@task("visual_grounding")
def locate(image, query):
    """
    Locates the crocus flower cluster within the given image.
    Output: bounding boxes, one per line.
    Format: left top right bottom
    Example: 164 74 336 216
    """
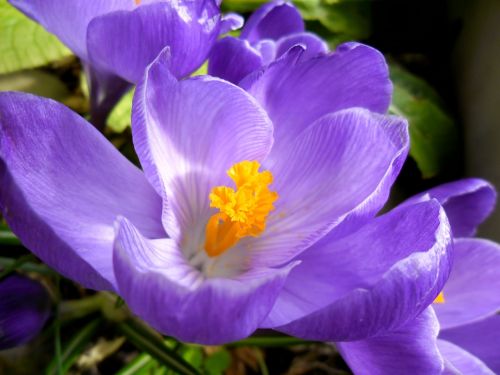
0 275 51 350
208 0 327 84
1 0 499 373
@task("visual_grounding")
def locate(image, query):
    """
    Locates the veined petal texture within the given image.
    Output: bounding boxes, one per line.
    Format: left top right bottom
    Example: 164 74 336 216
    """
0 92 164 290
113 218 298 344
266 200 452 341
337 308 445 375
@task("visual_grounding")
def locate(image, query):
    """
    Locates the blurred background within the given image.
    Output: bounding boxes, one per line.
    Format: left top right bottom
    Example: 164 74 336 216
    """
0 0 499 373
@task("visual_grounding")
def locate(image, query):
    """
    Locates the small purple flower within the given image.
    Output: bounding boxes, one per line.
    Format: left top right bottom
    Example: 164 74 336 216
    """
208 0 328 84
337 179 500 374
0 274 51 350
9 0 222 127
419 180 500 374
0 43 452 344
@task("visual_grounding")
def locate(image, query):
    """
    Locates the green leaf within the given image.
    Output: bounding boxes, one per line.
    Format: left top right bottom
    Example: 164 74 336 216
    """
180 346 203 371
0 254 35 280
0 225 20 245
295 0 371 43
0 256 54 275
117 353 159 375
117 320 202 375
389 64 459 178
227 335 315 347
0 0 72 74
204 349 231 375
46 317 103 374
0 70 70 100
221 0 267 12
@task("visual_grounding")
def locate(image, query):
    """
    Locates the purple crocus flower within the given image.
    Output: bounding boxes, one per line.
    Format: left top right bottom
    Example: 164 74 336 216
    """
9 0 222 128
337 179 500 374
0 42 452 344
0 274 51 350
208 0 328 84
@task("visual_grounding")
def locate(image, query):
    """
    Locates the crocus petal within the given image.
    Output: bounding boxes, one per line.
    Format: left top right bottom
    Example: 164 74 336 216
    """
275 32 328 60
0 92 163 290
240 0 304 44
243 108 408 268
0 275 51 350
219 12 244 34
241 43 392 162
208 37 263 84
9 0 133 59
434 238 500 329
265 200 452 341
337 308 444 375
438 339 495 375
254 40 277 65
113 218 298 344
83 63 131 129
133 48 273 242
403 178 496 237
87 1 220 83
440 315 500 373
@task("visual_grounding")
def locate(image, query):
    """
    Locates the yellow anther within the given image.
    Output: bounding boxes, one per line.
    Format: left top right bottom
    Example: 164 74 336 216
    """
204 161 278 257
135 0 141 5
433 291 445 304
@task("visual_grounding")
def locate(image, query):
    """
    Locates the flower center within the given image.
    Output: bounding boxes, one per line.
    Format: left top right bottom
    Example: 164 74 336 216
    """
204 161 278 257
135 0 141 5
433 291 445 304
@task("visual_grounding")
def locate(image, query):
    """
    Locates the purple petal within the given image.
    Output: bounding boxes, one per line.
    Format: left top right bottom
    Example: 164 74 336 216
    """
403 178 496 237
113 218 297 344
241 43 392 163
434 238 500 329
87 1 220 83
254 40 277 65
275 32 328 60
0 92 163 290
219 12 244 34
83 64 131 130
438 339 495 375
440 315 500 373
265 200 452 341
337 308 444 375
243 108 408 268
132 48 273 243
240 0 304 43
0 275 51 350
208 37 263 84
9 0 134 59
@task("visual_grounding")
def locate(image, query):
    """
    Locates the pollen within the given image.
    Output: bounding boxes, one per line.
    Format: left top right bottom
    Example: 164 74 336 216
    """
204 161 278 257
134 0 141 5
433 291 445 304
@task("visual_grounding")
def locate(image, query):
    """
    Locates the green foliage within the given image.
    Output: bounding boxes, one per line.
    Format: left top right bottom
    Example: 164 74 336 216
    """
295 0 371 42
390 64 459 178
117 320 202 375
0 223 20 245
221 0 267 12
0 70 70 100
46 319 103 375
205 349 231 375
0 0 71 74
